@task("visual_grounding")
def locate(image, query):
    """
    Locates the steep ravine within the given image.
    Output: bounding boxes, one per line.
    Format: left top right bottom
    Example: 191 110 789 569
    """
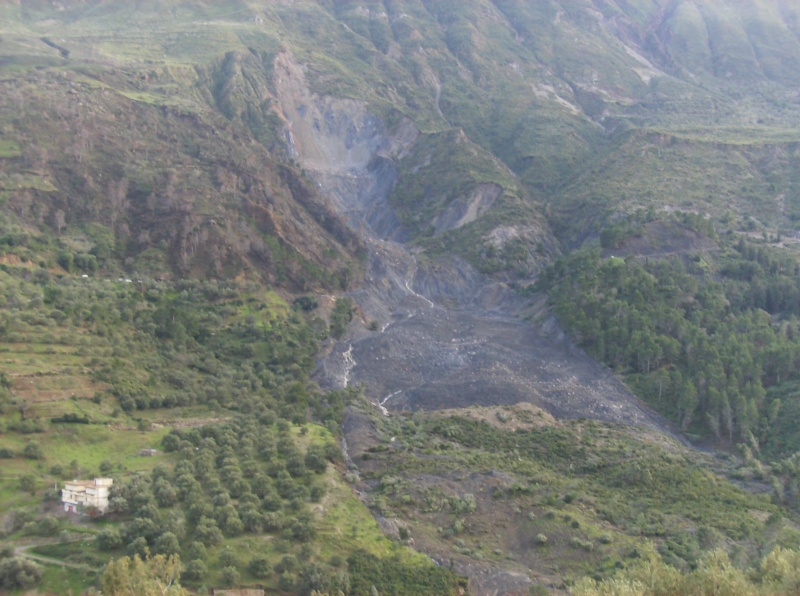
272 52 668 432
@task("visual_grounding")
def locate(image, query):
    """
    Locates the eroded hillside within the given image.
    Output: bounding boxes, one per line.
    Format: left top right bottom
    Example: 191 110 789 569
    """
3 0 800 278
4 1 800 594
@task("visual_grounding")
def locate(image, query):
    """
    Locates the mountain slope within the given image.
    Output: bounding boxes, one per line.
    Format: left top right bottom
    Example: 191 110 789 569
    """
0 2 366 289
5 1 800 594
5 0 800 278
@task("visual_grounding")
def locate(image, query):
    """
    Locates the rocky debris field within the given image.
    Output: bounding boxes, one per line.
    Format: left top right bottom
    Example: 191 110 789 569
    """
317 237 672 435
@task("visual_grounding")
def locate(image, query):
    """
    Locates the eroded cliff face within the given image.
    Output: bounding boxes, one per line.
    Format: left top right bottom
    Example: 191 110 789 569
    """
433 182 502 235
272 51 413 241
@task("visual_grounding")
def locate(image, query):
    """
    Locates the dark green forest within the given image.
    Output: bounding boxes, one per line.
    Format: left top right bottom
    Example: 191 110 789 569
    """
542 216 800 456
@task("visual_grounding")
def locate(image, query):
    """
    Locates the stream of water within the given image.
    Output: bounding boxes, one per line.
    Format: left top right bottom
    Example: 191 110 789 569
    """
341 345 356 389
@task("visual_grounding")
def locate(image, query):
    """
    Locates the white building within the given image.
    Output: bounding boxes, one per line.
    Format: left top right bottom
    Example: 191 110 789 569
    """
61 478 113 514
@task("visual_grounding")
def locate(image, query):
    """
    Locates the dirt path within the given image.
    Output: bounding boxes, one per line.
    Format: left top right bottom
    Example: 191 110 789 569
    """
12 537 101 572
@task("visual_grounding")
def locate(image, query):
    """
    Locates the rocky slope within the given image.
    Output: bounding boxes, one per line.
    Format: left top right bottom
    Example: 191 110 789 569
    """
276 51 670 432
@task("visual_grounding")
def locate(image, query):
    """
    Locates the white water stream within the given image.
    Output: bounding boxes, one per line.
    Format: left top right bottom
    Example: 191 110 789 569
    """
377 390 403 416
404 255 435 309
341 344 356 389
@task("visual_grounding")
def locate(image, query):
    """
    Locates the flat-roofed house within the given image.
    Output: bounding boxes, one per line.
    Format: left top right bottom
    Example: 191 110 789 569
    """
61 478 113 514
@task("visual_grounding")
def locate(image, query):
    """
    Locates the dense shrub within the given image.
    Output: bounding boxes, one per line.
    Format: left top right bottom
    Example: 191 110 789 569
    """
0 558 42 590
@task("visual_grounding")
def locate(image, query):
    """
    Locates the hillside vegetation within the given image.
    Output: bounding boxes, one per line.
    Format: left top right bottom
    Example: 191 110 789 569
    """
4 1 800 594
541 214 800 446
0 263 460 594
340 396 800 593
